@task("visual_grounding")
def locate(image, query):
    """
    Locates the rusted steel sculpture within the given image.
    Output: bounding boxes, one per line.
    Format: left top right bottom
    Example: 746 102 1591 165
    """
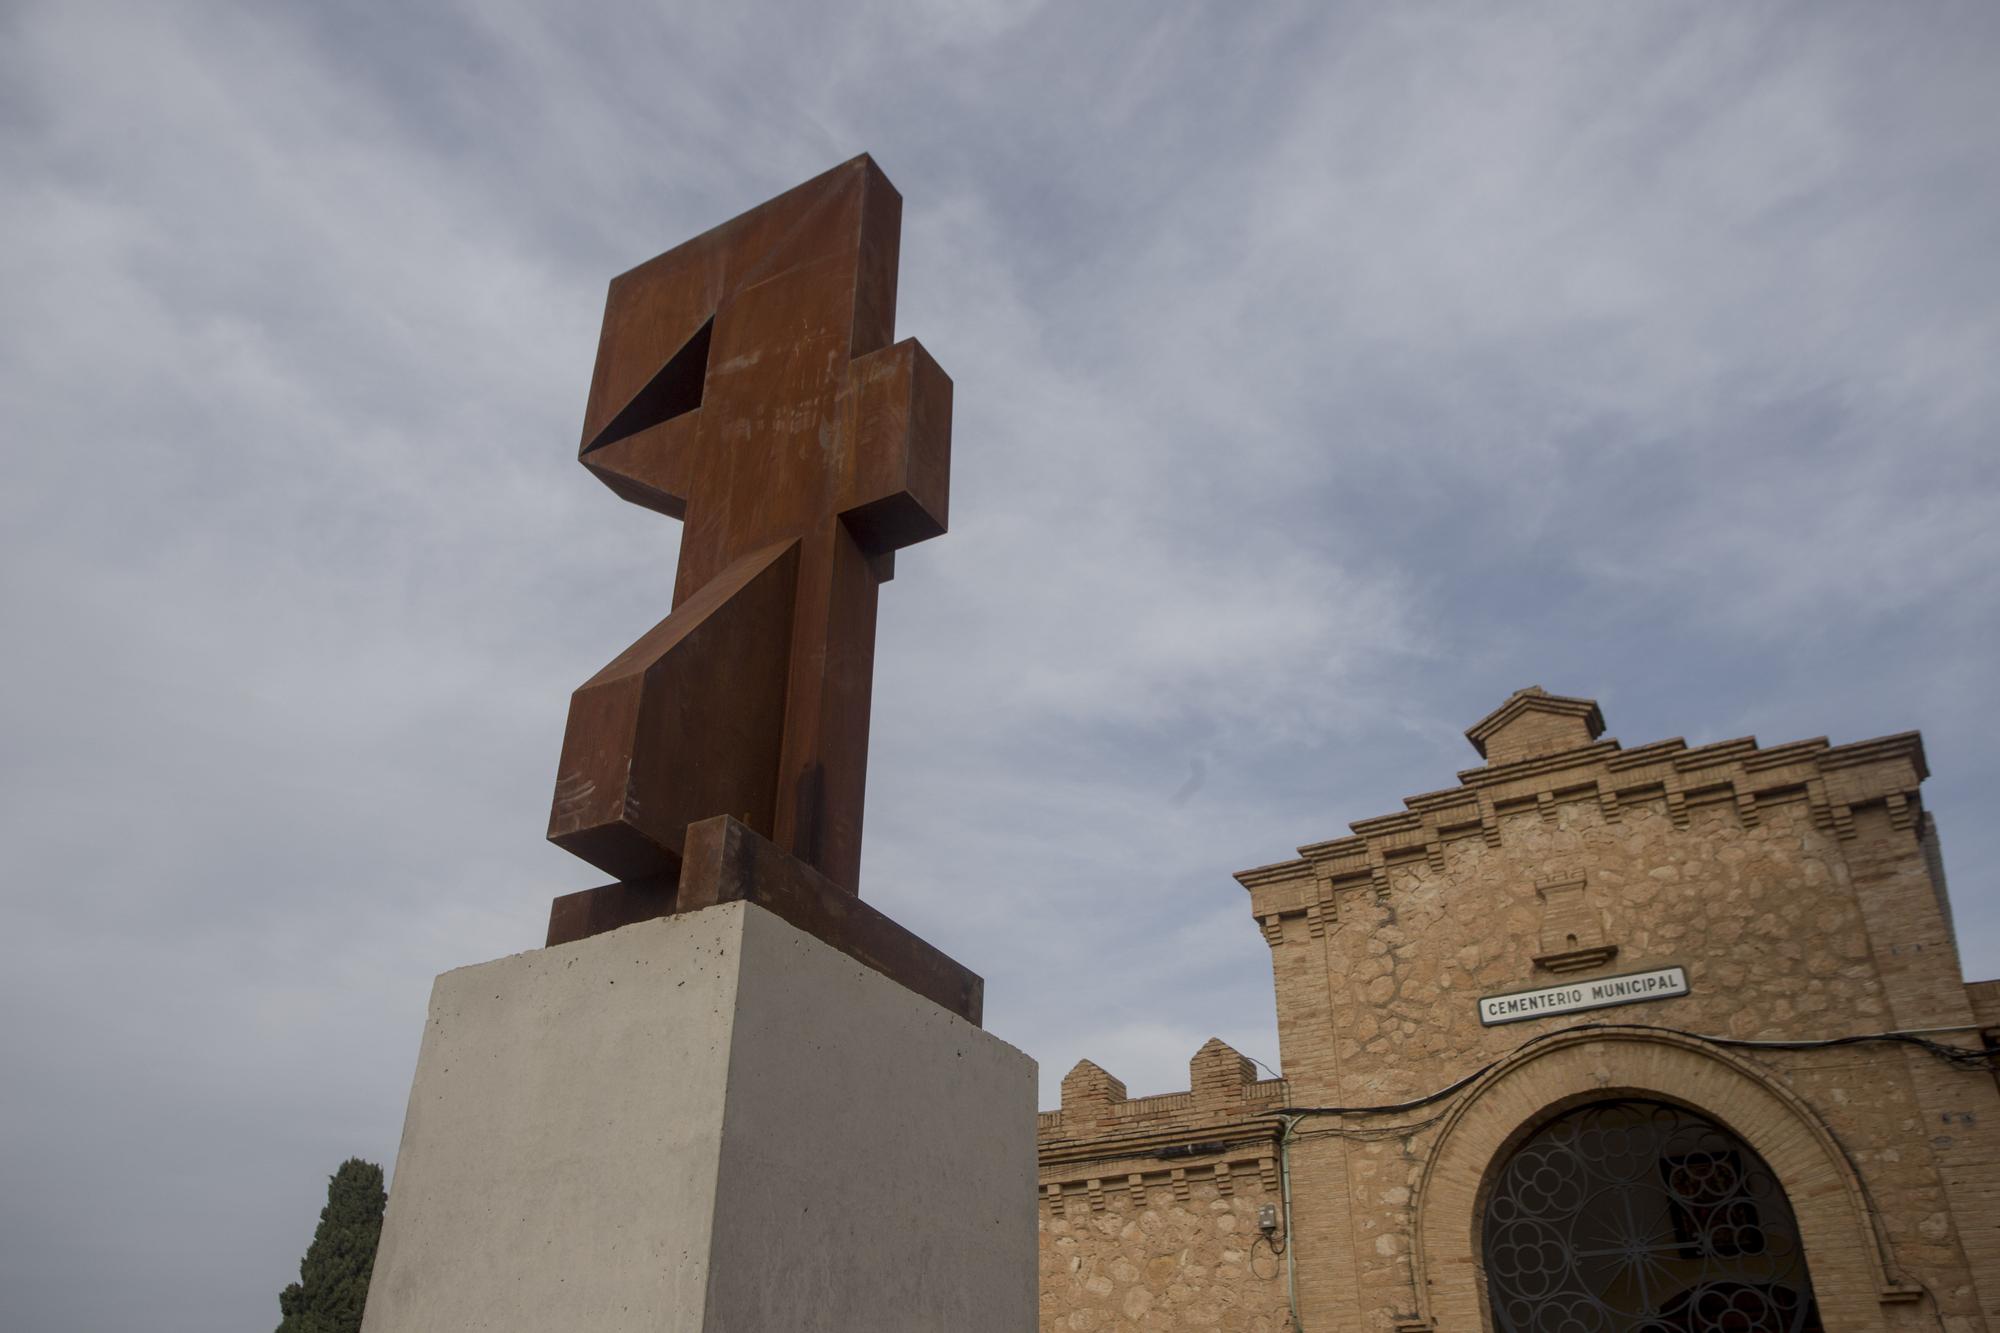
543 156 977 1021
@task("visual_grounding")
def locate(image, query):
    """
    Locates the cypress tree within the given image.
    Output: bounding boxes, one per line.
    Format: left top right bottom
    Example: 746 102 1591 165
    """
277 1158 386 1333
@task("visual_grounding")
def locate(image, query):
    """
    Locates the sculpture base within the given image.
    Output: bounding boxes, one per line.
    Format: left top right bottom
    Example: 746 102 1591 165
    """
546 814 983 1025
360 901 1037 1333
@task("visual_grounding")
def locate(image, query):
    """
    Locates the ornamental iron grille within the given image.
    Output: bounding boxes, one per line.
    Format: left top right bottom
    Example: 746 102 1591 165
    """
1481 1099 1825 1333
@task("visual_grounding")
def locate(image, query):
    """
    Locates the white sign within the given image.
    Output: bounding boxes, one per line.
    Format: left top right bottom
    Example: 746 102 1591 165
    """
1478 965 1690 1027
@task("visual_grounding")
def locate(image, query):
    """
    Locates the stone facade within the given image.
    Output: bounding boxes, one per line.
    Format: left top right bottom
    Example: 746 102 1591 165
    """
1039 689 2000 1332
1039 1043 1294 1332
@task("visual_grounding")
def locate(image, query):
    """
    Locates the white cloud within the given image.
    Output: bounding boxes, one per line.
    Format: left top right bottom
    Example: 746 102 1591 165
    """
4 3 1997 1330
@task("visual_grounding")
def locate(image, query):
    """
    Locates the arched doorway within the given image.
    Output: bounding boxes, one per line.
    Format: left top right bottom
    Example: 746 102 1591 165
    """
1481 1099 1825 1332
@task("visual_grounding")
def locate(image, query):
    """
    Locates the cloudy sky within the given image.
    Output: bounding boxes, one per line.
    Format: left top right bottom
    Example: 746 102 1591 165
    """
5 2 1998 1328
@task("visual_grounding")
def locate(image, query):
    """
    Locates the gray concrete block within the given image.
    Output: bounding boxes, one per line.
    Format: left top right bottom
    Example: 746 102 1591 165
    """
361 901 1036 1332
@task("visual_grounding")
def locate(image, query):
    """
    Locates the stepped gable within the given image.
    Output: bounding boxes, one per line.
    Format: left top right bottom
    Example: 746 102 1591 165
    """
1233 688 1929 934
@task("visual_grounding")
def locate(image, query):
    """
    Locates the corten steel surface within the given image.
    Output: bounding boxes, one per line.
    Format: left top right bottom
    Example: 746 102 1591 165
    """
544 156 968 1013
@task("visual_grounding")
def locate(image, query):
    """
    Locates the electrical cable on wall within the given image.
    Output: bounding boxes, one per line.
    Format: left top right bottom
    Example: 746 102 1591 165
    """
1036 1018 1993 1172
1274 1019 1998 1119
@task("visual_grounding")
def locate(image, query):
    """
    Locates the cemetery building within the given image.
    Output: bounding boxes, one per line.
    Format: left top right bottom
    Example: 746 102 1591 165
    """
1038 688 2000 1332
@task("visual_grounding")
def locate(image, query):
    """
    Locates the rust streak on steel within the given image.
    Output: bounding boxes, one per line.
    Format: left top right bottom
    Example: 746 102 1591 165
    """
542 155 969 1013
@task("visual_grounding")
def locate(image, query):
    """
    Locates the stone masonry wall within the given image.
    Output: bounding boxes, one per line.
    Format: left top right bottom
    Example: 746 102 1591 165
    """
1042 692 1999 1330
1228 695 2000 1330
1041 1176 1291 1333
1038 1041 1293 1331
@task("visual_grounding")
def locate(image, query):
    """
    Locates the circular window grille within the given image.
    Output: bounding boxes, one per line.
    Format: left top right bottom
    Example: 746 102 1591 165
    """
1481 1099 1825 1332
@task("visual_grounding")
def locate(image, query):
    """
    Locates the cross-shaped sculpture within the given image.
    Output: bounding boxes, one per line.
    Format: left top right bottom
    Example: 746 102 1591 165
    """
547 157 951 924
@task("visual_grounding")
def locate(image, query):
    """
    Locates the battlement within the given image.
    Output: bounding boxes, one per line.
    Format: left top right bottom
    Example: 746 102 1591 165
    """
1037 1038 1288 1207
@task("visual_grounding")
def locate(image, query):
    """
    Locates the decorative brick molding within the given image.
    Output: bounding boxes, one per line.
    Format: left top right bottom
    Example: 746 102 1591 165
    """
1531 875 1618 973
1235 695 1929 941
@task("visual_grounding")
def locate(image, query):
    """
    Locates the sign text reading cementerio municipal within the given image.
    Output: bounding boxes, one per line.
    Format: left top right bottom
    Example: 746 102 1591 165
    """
1478 965 1690 1027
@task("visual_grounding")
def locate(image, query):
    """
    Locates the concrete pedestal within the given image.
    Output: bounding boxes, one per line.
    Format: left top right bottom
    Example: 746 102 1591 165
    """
360 901 1036 1332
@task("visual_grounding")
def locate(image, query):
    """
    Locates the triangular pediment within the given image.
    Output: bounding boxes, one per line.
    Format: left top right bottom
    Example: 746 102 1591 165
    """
1465 686 1606 764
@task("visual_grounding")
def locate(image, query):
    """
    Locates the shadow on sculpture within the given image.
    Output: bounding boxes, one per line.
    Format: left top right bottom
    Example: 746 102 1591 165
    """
543 155 978 1023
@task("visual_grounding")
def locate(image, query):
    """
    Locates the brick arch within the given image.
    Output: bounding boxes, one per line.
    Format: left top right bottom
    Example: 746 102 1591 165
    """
1408 1028 1909 1331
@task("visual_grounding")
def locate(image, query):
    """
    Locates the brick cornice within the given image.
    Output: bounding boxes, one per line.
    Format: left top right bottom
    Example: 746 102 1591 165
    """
1037 1109 1284 1172
1037 1099 1289 1205
1233 859 1311 891
1235 722 1931 928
